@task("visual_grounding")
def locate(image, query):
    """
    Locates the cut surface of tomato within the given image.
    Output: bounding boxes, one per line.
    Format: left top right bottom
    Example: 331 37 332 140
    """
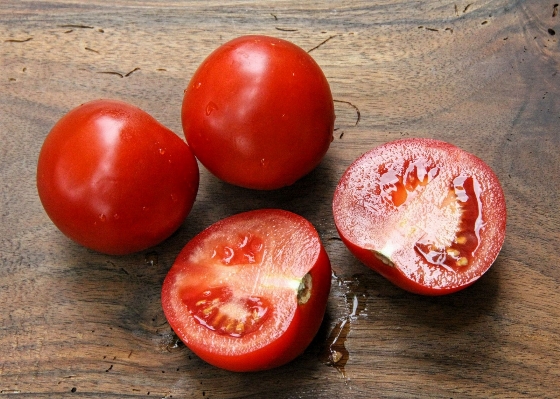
332 138 506 295
161 209 331 371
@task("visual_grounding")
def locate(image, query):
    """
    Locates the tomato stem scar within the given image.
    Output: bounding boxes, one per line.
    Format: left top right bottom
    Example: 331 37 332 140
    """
297 273 312 304
373 251 395 267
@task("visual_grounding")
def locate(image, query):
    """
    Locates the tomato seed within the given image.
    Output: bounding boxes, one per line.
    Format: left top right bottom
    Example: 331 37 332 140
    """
457 257 469 266
446 248 460 258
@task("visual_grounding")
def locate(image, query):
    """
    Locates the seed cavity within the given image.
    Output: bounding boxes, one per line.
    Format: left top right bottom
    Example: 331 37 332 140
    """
378 158 440 207
185 287 270 338
414 175 482 271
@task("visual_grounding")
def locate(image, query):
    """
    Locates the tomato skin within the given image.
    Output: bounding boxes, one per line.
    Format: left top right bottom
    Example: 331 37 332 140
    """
161 209 332 372
333 138 507 295
181 35 335 190
37 99 199 255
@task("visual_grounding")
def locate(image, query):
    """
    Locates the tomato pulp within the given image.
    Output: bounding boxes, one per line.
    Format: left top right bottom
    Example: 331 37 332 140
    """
161 209 332 371
332 138 506 295
181 35 335 190
37 99 199 255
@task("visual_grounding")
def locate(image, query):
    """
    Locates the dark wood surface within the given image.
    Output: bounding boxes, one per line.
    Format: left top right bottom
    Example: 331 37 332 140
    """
1 0 559 397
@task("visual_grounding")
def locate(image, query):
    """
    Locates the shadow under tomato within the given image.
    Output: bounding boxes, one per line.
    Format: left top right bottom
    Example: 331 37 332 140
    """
386 256 502 328
363 253 503 377
194 157 339 229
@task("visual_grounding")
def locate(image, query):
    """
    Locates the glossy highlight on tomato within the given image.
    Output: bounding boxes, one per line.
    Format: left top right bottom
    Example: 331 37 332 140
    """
37 99 199 255
332 138 506 295
161 209 332 371
181 35 335 190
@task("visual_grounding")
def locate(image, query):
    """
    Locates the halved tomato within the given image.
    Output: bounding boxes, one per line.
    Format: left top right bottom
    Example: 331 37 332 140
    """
332 138 506 295
161 209 331 371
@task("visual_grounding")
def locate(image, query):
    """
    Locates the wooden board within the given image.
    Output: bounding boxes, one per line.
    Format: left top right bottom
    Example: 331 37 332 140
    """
1 0 559 397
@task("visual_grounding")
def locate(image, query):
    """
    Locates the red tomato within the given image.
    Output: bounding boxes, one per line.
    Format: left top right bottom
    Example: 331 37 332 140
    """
181 35 335 190
161 209 331 371
333 138 506 295
37 99 199 255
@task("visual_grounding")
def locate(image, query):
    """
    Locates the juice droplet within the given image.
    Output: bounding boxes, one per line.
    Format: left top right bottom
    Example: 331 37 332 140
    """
145 251 158 267
159 148 166 155
159 331 184 352
320 274 368 379
213 234 264 265
195 82 202 89
320 319 350 377
142 206 149 212
98 214 106 222
170 193 178 202
205 101 218 116
113 213 120 220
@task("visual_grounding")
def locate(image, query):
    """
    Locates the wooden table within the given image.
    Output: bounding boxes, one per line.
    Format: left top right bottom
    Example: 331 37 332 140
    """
1 0 559 397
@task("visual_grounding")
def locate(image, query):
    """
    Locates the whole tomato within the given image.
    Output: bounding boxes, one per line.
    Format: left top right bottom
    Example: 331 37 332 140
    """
181 35 335 190
37 99 199 255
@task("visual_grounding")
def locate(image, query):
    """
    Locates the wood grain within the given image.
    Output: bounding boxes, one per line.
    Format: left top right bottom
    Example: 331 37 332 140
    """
1 0 559 397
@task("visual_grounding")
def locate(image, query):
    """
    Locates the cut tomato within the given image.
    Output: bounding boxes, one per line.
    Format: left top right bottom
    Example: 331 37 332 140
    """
332 138 506 295
161 209 331 371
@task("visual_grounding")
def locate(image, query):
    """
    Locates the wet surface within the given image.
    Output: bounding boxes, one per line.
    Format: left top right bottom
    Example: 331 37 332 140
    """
320 272 369 379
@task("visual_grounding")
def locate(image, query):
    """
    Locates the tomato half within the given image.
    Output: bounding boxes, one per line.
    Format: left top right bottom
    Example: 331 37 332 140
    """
181 35 335 190
332 138 506 295
161 209 331 371
37 99 199 255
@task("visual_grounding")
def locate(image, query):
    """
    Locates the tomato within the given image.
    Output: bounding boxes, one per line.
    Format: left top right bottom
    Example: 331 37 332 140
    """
161 209 331 371
181 35 335 190
37 99 199 255
332 138 507 295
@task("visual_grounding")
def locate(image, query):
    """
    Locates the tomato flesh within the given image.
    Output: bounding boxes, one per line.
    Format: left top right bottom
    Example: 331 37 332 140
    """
161 209 331 371
181 35 335 190
333 138 506 295
37 99 199 255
